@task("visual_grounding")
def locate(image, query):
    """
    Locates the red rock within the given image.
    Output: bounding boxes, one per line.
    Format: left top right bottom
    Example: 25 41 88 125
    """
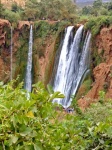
18 21 30 30
79 27 112 109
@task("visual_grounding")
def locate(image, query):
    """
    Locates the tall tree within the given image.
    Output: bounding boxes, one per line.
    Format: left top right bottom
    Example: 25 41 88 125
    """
24 0 76 21
93 0 102 9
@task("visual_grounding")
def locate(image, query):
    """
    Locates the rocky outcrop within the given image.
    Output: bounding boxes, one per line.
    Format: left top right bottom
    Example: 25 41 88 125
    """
0 19 11 27
0 19 11 45
18 21 30 30
96 27 112 63
0 19 11 82
87 63 112 98
0 19 31 82
0 19 65 84
78 26 112 110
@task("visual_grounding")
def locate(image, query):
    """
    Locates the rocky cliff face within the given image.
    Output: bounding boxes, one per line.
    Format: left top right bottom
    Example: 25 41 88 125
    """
88 27 112 98
0 18 66 84
0 19 11 82
0 18 112 108
78 26 112 110
0 19 30 82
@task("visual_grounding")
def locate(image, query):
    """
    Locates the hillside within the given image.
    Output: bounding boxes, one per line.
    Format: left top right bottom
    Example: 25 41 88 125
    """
1 0 111 8
76 0 111 7
1 0 25 7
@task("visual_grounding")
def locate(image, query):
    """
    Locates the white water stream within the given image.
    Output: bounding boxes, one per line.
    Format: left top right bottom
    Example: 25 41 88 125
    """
24 25 33 92
53 25 91 108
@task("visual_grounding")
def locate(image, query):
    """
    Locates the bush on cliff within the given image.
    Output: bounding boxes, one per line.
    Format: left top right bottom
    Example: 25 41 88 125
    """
3 9 21 23
85 16 112 36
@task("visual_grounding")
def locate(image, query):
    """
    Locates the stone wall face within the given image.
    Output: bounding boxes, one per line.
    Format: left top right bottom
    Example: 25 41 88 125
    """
78 26 112 110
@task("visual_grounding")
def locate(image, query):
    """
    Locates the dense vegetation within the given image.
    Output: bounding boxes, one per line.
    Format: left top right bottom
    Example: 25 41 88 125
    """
81 0 112 16
0 0 76 23
0 80 112 149
80 0 112 36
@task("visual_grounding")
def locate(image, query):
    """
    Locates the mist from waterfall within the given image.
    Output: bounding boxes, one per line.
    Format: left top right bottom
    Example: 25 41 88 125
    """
53 25 91 108
24 25 33 92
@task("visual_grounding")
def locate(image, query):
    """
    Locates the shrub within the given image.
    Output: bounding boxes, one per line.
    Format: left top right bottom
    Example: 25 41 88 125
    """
85 16 112 36
4 9 21 23
0 80 112 149
0 81 64 149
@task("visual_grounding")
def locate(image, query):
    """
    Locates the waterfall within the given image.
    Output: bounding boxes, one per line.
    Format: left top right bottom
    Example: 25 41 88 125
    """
53 25 91 108
24 25 33 92
10 27 13 80
71 31 91 97
53 26 74 105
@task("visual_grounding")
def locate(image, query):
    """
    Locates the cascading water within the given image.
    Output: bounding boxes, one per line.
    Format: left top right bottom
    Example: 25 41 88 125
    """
53 26 74 105
71 31 91 97
52 25 91 108
24 25 33 92
10 27 13 80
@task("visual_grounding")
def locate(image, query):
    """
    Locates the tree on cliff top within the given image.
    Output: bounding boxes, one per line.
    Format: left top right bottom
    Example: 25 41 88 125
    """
93 0 102 9
81 0 112 16
22 0 77 21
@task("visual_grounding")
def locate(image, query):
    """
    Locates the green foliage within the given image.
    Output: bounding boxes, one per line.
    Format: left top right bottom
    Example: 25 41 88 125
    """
81 0 112 17
82 6 92 15
0 80 112 149
14 28 29 83
22 0 76 22
0 80 64 149
34 21 51 40
0 2 5 18
4 9 21 23
85 100 112 123
11 2 23 13
80 0 112 32
33 20 68 65
93 0 102 9
71 97 82 115
76 78 92 100
99 91 105 104
85 16 112 36
0 2 23 22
